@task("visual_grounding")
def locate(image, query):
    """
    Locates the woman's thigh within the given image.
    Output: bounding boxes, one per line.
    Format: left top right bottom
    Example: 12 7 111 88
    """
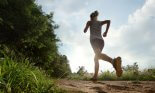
90 39 104 55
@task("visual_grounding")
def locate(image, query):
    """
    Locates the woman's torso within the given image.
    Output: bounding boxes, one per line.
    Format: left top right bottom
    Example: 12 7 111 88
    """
89 20 103 40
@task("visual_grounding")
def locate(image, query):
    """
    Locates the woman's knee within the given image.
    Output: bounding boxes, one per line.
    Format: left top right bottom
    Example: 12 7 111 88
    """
94 53 101 60
94 55 99 62
95 53 102 58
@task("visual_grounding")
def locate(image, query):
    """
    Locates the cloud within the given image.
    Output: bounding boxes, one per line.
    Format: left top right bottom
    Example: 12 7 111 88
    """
112 0 155 69
36 0 155 72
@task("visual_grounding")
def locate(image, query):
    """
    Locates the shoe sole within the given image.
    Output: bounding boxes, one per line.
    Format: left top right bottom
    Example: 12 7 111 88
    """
116 57 123 77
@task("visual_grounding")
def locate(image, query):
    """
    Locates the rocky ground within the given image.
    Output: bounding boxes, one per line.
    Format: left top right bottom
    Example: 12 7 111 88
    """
57 79 155 93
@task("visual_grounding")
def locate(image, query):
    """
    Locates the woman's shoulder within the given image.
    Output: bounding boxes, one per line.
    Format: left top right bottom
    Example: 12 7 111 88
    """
87 20 102 25
87 20 91 23
86 20 92 25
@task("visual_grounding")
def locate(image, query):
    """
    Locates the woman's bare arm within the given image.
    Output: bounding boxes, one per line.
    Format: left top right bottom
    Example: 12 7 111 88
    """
101 20 111 37
84 21 90 33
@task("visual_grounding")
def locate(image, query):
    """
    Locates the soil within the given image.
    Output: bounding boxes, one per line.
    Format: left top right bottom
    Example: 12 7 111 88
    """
57 79 155 93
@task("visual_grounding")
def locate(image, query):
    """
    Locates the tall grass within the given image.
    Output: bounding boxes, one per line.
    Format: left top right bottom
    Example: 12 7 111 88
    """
0 57 64 93
68 64 155 81
98 71 117 81
98 69 155 81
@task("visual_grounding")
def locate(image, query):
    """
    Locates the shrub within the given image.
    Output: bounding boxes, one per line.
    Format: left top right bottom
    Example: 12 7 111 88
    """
98 71 117 81
67 66 91 80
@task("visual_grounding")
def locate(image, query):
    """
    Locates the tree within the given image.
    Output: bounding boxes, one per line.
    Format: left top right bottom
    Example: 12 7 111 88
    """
0 0 71 77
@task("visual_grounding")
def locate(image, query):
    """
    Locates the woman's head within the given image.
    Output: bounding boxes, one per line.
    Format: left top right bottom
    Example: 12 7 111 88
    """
90 10 99 21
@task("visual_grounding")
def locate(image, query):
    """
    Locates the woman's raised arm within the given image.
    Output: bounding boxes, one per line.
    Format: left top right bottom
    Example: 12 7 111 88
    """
101 20 111 37
84 21 90 33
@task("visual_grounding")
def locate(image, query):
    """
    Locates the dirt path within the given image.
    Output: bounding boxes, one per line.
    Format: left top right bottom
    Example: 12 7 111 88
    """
57 79 155 93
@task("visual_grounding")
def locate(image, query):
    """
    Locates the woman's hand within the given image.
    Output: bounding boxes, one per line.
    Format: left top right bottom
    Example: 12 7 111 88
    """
84 30 87 33
103 32 107 37
101 20 111 37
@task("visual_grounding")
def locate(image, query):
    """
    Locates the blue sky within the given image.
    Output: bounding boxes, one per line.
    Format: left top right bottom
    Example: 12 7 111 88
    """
36 0 155 72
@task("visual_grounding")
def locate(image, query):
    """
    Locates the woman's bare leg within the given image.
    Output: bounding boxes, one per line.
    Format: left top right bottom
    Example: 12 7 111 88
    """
98 53 113 64
93 55 99 79
99 53 123 77
92 48 113 79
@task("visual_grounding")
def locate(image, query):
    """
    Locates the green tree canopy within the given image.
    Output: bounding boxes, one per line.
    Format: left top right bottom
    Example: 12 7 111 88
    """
0 0 71 77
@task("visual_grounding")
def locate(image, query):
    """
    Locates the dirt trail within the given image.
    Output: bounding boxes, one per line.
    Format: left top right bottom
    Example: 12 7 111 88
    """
57 79 155 93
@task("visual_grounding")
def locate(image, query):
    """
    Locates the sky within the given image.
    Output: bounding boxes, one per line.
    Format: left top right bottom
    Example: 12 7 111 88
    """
36 0 155 73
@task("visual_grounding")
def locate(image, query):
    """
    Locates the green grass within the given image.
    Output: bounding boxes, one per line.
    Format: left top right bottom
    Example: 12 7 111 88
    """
67 73 91 80
68 70 155 81
99 70 155 81
0 57 65 93
98 71 117 81
67 64 155 81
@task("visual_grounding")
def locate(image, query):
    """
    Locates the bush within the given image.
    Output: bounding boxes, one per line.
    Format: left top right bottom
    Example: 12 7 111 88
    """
69 63 155 81
98 71 117 81
120 71 138 80
138 69 155 81
67 66 91 80
99 62 155 81
0 57 64 93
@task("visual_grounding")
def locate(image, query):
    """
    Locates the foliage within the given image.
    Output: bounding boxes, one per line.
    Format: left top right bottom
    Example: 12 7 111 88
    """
0 57 65 93
98 71 117 80
99 62 155 81
50 55 71 77
123 62 139 73
77 66 87 76
67 66 90 80
0 0 71 77
68 63 155 81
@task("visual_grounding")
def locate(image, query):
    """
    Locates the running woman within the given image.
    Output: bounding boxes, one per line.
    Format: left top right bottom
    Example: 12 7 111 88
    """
83 10 123 81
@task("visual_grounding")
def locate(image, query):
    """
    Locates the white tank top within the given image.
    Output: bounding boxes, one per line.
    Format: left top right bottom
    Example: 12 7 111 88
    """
89 20 103 40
